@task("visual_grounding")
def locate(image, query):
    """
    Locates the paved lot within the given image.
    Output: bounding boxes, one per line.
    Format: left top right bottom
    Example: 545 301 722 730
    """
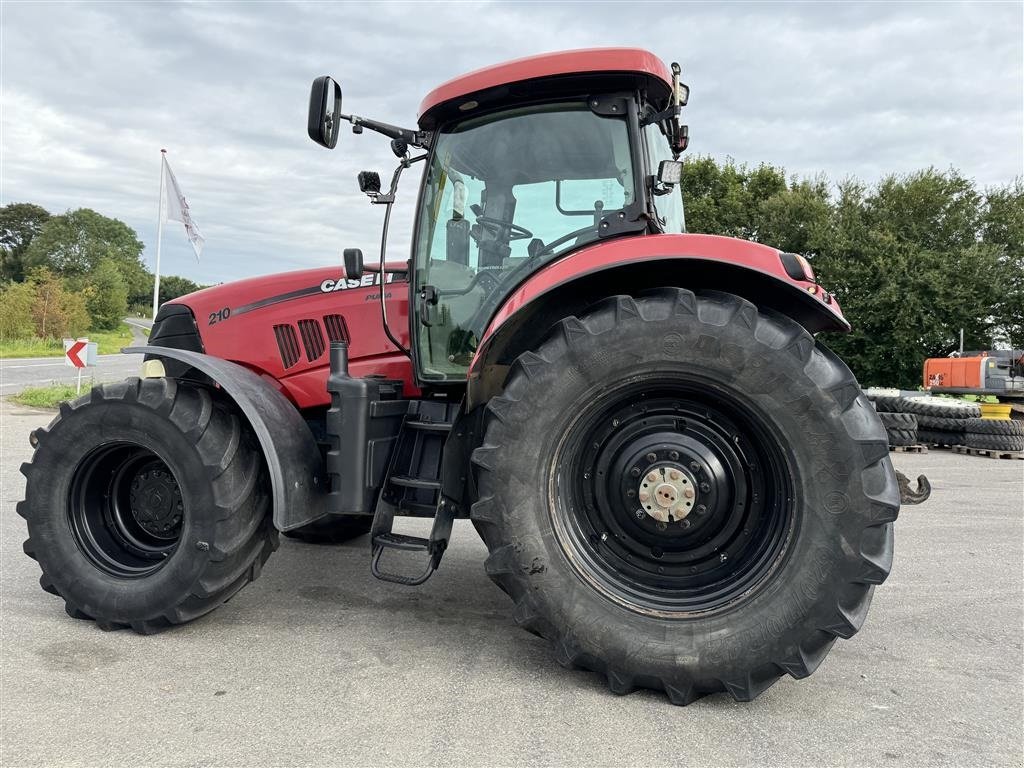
1 401 1022 767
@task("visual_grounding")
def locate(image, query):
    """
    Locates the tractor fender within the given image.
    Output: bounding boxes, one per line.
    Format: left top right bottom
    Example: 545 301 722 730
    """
124 346 325 532
467 234 849 408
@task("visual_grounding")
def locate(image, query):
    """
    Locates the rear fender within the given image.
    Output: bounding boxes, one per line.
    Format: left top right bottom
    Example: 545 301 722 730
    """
467 234 849 408
126 346 325 531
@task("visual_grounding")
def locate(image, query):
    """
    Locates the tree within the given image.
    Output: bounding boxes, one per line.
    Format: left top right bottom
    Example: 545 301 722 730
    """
23 208 149 301
681 156 787 240
681 158 1022 389
154 274 205 305
85 258 129 330
981 180 1024 347
0 203 51 282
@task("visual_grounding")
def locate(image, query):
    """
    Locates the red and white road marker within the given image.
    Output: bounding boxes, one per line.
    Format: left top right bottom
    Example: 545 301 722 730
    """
63 338 98 394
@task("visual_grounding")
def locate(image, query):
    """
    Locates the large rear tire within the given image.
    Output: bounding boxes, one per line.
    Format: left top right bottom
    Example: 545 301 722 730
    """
18 378 278 633
470 290 899 704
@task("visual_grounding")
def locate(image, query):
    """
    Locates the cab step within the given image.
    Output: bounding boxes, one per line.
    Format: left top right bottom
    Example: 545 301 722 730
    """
371 400 461 585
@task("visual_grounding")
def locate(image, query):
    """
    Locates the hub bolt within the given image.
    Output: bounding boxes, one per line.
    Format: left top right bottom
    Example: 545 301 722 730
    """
682 519 691 529
631 468 641 478
684 488 695 499
646 452 658 463
638 491 650 502
700 482 711 493
668 470 680 481
696 504 708 515
626 489 636 498
690 461 699 471
669 451 680 461
646 472 658 483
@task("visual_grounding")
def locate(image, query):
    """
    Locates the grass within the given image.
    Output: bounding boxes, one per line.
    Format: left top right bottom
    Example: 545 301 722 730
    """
11 383 85 409
0 322 135 358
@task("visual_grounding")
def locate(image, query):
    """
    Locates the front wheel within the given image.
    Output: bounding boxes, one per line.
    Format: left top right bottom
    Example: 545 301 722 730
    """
470 290 899 704
19 378 278 633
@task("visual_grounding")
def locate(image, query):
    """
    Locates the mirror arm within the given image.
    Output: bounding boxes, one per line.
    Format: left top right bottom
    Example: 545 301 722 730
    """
364 153 427 206
363 153 427 359
340 113 431 149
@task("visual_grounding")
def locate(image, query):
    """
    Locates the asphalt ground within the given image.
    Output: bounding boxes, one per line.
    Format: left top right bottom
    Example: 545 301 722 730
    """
1 400 1022 767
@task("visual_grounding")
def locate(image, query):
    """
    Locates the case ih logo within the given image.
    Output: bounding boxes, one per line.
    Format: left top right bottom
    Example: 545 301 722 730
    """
320 273 398 293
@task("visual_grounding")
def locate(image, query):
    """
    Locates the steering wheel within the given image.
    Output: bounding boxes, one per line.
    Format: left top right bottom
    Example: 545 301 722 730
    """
475 215 533 241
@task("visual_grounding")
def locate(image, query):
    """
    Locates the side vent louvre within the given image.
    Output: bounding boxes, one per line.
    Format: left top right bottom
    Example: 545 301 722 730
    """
297 318 326 362
323 314 350 344
273 324 301 369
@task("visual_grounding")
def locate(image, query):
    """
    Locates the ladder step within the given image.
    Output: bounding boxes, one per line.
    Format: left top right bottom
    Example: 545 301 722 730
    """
406 420 453 432
389 475 441 490
373 532 429 552
396 501 438 518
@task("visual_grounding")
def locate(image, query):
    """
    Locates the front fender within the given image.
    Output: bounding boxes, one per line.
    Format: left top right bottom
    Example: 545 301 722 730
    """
125 346 325 531
467 234 849 408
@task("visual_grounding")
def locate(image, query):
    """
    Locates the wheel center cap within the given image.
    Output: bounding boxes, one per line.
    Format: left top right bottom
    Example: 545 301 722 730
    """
637 464 697 523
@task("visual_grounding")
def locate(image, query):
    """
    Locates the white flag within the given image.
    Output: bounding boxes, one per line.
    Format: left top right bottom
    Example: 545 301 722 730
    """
161 155 205 260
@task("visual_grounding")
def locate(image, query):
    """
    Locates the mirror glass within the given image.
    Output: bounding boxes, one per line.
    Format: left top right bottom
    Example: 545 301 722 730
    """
307 76 343 149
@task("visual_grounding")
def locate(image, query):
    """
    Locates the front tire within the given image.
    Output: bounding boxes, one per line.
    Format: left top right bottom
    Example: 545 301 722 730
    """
19 378 278 633
470 290 899 704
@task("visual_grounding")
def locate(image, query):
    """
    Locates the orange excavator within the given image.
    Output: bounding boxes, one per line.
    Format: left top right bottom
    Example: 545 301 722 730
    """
923 348 1024 416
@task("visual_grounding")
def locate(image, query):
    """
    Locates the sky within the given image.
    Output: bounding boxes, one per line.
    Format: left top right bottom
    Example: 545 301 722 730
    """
2 1 1022 286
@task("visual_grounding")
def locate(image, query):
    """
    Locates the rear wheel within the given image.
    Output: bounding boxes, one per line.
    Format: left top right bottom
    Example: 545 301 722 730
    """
470 290 899 704
19 378 277 633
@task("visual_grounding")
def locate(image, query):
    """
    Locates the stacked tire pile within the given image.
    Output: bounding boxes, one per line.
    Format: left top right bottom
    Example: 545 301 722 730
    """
865 389 1024 453
959 417 1024 453
901 397 980 447
865 389 921 447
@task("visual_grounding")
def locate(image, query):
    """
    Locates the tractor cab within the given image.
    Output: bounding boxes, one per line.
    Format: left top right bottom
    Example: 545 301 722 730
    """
308 49 690 381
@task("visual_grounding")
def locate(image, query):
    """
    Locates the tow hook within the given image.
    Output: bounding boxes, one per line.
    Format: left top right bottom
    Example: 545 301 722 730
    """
896 471 931 505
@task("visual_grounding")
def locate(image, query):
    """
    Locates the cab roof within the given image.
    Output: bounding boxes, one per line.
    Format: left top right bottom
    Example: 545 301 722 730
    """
417 48 674 130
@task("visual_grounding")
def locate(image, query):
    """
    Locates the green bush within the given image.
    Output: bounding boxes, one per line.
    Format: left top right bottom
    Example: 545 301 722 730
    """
27 269 89 339
0 281 37 339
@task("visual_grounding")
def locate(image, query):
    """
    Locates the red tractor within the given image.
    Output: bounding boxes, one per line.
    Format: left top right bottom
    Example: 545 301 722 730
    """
19 49 925 705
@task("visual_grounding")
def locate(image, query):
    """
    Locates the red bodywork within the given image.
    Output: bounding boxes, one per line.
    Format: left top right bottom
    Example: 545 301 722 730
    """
418 48 673 125
168 268 416 409
476 234 845 356
169 235 844 410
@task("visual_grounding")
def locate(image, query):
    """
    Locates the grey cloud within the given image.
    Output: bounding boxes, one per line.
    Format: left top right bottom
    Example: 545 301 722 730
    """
2 0 1020 285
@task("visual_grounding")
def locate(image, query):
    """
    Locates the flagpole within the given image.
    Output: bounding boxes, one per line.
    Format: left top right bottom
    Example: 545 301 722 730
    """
152 149 167 321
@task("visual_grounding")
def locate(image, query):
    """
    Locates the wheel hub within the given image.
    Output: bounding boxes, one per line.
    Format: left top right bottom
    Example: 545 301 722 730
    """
552 379 795 615
638 464 696 522
129 464 184 538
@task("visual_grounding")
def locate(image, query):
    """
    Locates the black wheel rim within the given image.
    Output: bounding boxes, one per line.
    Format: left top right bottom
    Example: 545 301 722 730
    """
68 442 184 578
549 375 796 616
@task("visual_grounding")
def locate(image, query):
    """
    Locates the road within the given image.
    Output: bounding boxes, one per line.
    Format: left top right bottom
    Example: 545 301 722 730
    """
1 402 1021 767
0 319 151 394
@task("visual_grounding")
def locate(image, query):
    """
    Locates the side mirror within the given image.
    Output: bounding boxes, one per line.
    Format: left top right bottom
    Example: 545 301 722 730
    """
308 76 343 149
343 248 363 280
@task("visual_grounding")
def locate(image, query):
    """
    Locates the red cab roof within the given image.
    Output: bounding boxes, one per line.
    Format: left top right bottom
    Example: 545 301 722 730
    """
418 48 673 125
